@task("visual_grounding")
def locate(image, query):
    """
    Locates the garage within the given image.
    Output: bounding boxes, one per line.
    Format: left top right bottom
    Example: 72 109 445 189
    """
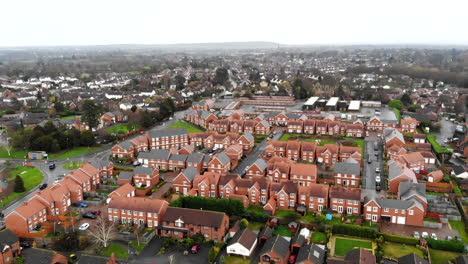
397 216 406 224
215 144 223 149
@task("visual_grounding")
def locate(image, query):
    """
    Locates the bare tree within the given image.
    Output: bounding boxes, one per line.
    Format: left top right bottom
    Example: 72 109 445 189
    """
4 138 13 157
87 215 115 248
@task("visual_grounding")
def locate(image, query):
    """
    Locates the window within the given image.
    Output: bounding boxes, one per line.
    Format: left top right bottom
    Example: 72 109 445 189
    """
384 208 389 212
367 206 372 212
203 226 209 230
252 190 256 195
409 210 414 215
354 201 359 205
353 208 358 213
339 199 343 204
290 193 295 198
366 214 371 219
373 207 378 212
309 204 314 209
318 198 324 203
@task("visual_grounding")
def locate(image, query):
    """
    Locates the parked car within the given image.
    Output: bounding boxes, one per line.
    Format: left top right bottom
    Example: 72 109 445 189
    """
20 241 31 248
431 233 438 240
269 134 274 138
53 180 60 185
455 236 463 241
79 223 90 231
49 163 56 170
82 213 96 219
375 176 381 183
289 254 297 264
413 231 420 239
90 210 101 215
133 161 141 166
208 149 214 153
39 183 48 190
375 167 380 173
446 235 453 240
191 244 201 254
422 232 429 238
376 184 381 192
73 201 89 208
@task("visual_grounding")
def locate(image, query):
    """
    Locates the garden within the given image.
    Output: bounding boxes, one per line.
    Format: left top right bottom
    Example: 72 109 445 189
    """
333 236 373 256
168 121 204 133
100 243 129 259
429 248 464 264
382 242 424 259
0 165 44 207
107 123 142 135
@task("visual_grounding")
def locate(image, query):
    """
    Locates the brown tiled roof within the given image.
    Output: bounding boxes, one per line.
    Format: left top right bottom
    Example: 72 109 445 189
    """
80 163 99 176
301 141 317 151
340 146 362 155
69 169 91 184
228 228 257 249
108 197 168 213
59 177 81 192
290 163 317 177
288 120 304 126
402 152 425 163
16 198 46 218
219 174 240 187
109 183 135 198
316 144 339 154
307 183 329 198
226 144 243 154
420 151 435 159
330 186 361 200
269 141 288 148
304 119 316 126
193 172 220 187
287 141 301 150
162 207 226 228
345 248 376 264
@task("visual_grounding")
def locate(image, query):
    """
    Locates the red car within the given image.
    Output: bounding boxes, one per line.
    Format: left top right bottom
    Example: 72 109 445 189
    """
289 255 297 264
90 210 101 215
191 244 201 254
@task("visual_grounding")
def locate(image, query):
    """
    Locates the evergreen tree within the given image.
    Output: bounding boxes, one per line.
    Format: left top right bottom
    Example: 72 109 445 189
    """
14 175 25 192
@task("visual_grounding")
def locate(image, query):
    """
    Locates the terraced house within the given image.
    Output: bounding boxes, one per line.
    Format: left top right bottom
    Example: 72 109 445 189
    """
107 197 169 227
147 127 189 150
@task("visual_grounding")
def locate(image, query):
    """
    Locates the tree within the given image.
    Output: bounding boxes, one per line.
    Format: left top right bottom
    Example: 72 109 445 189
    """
80 130 95 146
400 93 412 106
81 100 101 130
130 105 138 113
14 176 25 192
212 68 229 85
87 215 115 248
239 218 249 229
174 75 186 90
4 139 13 157
388 100 403 111
36 91 42 102
54 101 65 113
139 110 154 128
53 231 80 251
334 85 345 98
43 120 58 135
408 104 422 112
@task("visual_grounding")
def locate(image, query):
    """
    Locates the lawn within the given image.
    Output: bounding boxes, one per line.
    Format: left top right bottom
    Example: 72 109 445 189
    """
429 249 463 264
273 226 295 237
427 134 451 154
383 242 423 259
63 161 86 170
49 146 103 159
247 222 264 231
424 217 439 223
60 115 76 120
130 241 147 253
0 147 29 159
168 121 203 133
311 232 327 244
449 220 468 242
101 243 129 259
393 108 401 122
274 209 298 219
224 256 250 264
300 212 316 223
0 166 44 207
334 237 372 256
107 123 141 135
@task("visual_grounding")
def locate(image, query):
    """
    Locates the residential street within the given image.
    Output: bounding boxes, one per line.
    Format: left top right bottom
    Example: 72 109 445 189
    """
363 135 385 192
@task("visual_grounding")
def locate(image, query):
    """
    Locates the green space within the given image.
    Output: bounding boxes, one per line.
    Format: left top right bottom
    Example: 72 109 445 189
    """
224 256 250 264
424 217 439 223
107 123 141 135
449 220 468 242
334 237 372 256
49 146 103 159
100 243 129 259
426 134 451 154
311 232 327 244
168 121 204 133
0 166 44 207
383 242 423 259
247 222 264 231
0 147 29 159
393 108 401 121
274 209 298 218
60 115 76 120
130 241 147 253
63 161 86 170
279 133 342 146
273 226 295 237
429 249 463 264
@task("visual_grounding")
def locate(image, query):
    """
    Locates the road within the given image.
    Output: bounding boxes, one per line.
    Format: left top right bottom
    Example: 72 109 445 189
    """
0 108 190 217
232 130 283 175
363 134 385 193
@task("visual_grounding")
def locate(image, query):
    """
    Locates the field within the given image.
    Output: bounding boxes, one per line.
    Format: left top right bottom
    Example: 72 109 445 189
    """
168 121 204 133
0 166 44 207
49 146 103 159
334 237 372 256
383 242 424 259
449 220 468 242
429 249 463 264
107 123 141 135
63 161 86 169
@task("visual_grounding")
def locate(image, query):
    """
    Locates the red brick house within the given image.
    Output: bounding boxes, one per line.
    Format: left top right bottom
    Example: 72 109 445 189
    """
364 195 425 226
303 119 316 134
246 159 268 179
243 120 258 134
112 141 135 159
339 146 362 162
79 163 101 187
173 167 199 194
186 152 205 173
316 144 339 166
297 184 329 212
255 120 271 135
107 197 169 227
101 111 127 126
315 120 328 135
207 152 231 176
0 229 22 264
384 128 406 148
301 142 317 163
133 167 160 188
334 158 361 187
270 181 298 210
167 154 188 171
346 123 364 137
230 120 244 133
388 161 418 193
178 144 194 155
286 141 301 161
274 113 289 126
398 152 425 172
287 120 304 133
208 119 230 133
161 207 229 241
267 157 293 183
387 145 407 160
148 127 189 150
226 144 243 161
34 185 71 216
236 133 255 151
400 117 420 133
107 183 136 203
68 169 92 192
137 149 171 170
6 198 48 235
192 172 221 198
91 160 114 178
131 136 149 153
260 235 290 264
427 170 444 183
290 163 317 186
367 116 384 131
265 141 288 158
329 187 361 215
58 177 83 203
219 174 240 198
327 121 344 136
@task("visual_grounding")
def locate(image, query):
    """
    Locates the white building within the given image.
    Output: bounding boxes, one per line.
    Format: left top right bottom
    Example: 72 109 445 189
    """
226 228 257 257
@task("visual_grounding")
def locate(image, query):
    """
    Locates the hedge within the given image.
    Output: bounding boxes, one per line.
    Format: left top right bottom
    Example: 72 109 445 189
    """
332 224 378 239
427 238 465 253
170 196 245 216
381 233 419 245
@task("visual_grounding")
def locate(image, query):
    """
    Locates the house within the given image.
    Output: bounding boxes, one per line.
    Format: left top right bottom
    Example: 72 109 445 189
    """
334 158 361 187
304 119 316 134
367 116 384 131
258 226 274 245
420 151 437 167
131 136 149 153
186 152 204 172
112 141 135 159
167 154 187 171
399 152 425 172
387 145 407 160
260 236 290 264
219 174 241 198
296 243 326 264
133 167 160 188
255 120 271 135
137 149 171 169
246 159 268 179
344 248 376 264
286 141 302 161
58 177 83 203
79 163 101 187
414 134 426 144
68 169 92 193
316 144 339 166
388 161 418 193
290 163 317 186
0 229 22 264
346 123 364 137
315 120 328 135
364 193 425 226
192 172 221 198
398 253 429 264
297 184 329 213
236 133 255 151
243 120 258 134
178 144 194 155
398 182 428 211
384 128 405 148
265 141 288 158
339 146 362 162
329 187 361 215
290 228 310 253
225 144 243 161
173 167 199 194
270 181 298 210
107 197 169 227
267 157 293 183
91 160 114 178
101 111 127 126
161 207 229 241
400 117 420 133
230 120 244 133
34 185 71 216
301 141 317 163
147 128 189 150
427 170 444 183
5 198 48 235
107 183 136 203
226 228 258 257
288 120 304 133
207 152 231 176
209 119 230 133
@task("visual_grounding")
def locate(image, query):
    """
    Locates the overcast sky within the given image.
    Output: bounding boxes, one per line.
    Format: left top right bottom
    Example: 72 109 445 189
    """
2 0 468 47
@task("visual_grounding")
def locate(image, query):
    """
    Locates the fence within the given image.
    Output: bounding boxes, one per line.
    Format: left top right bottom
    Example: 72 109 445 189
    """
424 221 442 229
425 182 453 193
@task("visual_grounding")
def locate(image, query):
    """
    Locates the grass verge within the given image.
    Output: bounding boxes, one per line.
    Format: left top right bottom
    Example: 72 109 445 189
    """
100 243 129 259
49 146 103 159
449 220 468 243
63 161 86 170
1 166 44 207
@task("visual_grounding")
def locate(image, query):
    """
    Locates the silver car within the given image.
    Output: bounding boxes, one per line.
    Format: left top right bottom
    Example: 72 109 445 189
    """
413 231 420 239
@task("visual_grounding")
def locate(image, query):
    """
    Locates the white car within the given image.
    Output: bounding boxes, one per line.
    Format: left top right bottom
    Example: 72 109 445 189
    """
375 176 381 183
53 180 60 185
375 168 380 173
79 223 90 231
431 233 438 240
422 232 429 238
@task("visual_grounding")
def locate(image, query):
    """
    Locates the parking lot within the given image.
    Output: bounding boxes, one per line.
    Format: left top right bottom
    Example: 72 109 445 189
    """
380 222 460 240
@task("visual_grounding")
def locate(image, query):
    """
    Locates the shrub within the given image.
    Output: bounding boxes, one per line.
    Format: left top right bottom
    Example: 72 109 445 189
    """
332 224 378 239
239 218 249 229
427 238 465 252
170 196 245 216
381 233 419 245
14 175 25 192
